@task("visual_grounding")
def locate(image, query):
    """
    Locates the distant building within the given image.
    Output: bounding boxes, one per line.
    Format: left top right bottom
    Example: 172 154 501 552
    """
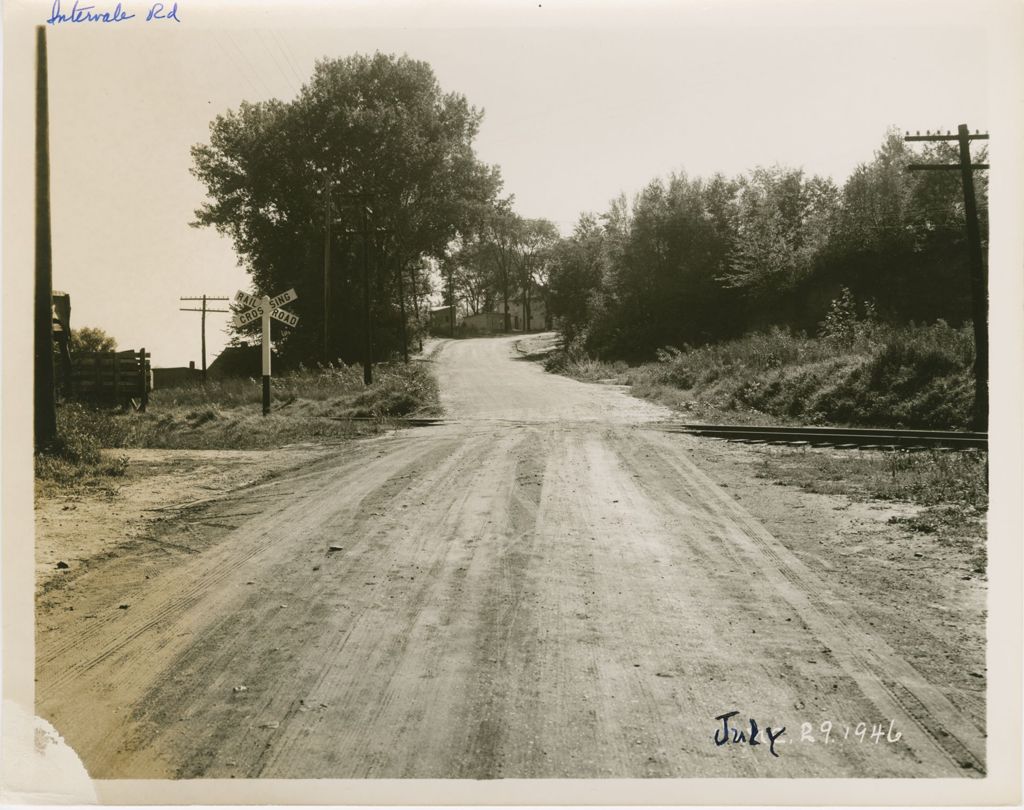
429 305 457 335
463 312 505 333
469 298 550 333
502 297 550 332
207 344 274 379
152 363 203 389
429 296 551 336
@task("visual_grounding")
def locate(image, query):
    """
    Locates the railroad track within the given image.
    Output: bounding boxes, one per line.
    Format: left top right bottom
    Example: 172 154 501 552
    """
322 415 447 427
321 415 987 450
667 423 987 451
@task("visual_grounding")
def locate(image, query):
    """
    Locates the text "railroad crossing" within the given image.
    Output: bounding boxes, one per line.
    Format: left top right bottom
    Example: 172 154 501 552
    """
232 288 300 415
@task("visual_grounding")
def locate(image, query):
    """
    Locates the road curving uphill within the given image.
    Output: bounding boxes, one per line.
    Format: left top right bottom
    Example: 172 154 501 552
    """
35 334 985 779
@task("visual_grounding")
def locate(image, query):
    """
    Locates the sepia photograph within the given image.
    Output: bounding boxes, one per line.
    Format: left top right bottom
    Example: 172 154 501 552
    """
2 0 1022 804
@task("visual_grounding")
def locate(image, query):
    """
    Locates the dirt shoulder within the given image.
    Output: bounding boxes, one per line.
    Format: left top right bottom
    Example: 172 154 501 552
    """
35 444 340 594
673 436 986 732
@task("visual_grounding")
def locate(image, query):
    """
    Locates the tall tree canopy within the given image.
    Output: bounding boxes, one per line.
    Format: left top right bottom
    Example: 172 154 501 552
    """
546 128 985 360
191 53 502 365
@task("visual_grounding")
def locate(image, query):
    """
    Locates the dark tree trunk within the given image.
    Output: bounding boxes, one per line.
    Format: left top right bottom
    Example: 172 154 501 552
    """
503 277 511 332
397 258 409 363
410 261 422 352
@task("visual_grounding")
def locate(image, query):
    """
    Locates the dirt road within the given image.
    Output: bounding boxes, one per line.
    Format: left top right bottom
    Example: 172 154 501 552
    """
35 335 984 778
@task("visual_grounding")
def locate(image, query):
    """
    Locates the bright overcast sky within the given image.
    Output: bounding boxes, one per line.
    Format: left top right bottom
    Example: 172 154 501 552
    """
2 0 1013 368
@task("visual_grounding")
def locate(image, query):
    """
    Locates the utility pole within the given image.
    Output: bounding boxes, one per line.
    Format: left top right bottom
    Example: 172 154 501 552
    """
904 124 989 431
323 176 332 365
410 261 423 352
179 295 230 382
396 258 409 363
337 191 381 384
360 203 373 384
34 26 57 450
449 268 456 338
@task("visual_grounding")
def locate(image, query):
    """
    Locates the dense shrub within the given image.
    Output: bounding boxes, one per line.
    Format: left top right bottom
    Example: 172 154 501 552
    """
815 323 974 429
344 363 440 418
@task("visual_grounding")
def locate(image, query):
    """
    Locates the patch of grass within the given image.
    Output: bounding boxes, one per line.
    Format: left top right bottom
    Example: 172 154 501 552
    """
150 362 368 409
756 446 987 505
755 446 988 573
35 403 130 491
35 360 443 460
340 362 441 419
35 453 129 489
119 360 441 450
543 347 628 382
119 409 380 450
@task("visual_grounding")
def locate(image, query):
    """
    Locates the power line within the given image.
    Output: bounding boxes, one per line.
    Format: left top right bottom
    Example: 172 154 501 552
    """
269 29 306 89
256 29 299 97
224 30 275 99
211 30 263 100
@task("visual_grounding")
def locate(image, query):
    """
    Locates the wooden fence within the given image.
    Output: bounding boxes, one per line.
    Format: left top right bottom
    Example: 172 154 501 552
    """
60 349 151 411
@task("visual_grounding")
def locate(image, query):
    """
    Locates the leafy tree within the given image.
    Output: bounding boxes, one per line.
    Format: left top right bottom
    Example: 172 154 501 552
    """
191 53 501 365
832 129 916 255
547 214 607 345
470 203 524 331
720 166 839 303
603 172 741 356
817 128 979 326
446 239 494 316
514 218 559 330
69 327 117 354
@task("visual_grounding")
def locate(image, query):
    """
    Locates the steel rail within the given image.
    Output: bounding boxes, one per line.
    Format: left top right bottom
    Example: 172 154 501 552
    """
668 423 987 450
316 416 987 450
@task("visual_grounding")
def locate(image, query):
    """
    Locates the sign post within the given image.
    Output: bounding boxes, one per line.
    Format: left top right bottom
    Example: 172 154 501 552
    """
261 295 272 415
232 288 299 416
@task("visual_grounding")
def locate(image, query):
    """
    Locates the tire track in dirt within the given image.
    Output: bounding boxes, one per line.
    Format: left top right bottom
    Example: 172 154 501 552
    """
608 429 984 775
35 432 464 775
98 426 527 778
254 427 529 778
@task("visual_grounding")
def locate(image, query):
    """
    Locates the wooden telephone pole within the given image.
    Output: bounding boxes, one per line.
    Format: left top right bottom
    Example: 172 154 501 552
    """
34 26 57 450
337 191 380 384
904 124 989 431
323 176 332 365
179 295 230 382
395 258 410 364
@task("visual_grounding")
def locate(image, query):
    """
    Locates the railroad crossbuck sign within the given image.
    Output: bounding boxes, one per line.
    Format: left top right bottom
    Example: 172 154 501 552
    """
233 289 299 329
232 289 300 415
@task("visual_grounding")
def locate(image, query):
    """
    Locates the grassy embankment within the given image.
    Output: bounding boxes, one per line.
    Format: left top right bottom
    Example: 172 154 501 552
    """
35 361 441 489
544 320 987 567
546 320 975 430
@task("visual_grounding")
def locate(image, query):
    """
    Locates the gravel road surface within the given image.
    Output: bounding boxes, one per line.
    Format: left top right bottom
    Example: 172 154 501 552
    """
35 335 984 778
